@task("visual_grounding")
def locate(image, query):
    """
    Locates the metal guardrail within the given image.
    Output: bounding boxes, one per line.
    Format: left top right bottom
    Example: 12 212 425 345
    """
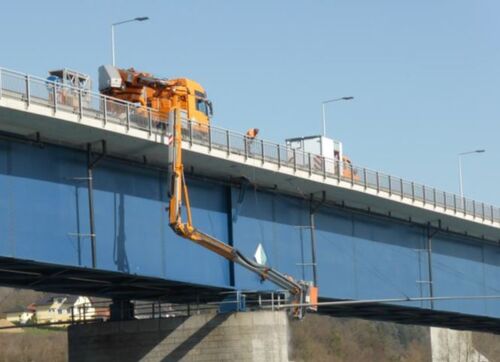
0 68 168 133
0 67 499 224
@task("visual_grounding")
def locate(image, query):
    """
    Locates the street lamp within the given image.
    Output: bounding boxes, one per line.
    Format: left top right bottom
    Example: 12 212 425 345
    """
321 96 354 137
111 17 149 66
458 149 485 198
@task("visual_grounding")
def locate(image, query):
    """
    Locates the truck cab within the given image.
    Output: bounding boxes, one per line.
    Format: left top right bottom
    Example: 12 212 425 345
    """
185 79 213 125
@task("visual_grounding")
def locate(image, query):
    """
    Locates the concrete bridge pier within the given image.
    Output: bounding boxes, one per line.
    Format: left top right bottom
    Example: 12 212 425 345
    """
430 327 489 362
68 311 290 362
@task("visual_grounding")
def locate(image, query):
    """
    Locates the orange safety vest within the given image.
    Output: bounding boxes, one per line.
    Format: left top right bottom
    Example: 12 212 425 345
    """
245 128 259 139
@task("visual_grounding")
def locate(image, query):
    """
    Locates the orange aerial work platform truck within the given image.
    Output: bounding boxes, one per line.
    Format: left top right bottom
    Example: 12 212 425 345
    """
98 65 213 126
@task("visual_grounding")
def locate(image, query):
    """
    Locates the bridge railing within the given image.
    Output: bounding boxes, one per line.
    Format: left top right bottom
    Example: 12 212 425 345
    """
181 115 500 224
1 67 499 224
0 68 169 132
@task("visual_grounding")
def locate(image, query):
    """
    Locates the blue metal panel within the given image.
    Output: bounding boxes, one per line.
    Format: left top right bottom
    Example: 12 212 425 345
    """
315 209 359 298
0 140 231 288
2 138 500 320
230 185 436 309
352 214 431 308
231 187 311 290
431 234 500 317
0 142 8 256
92 161 166 276
482 244 500 316
315 208 431 309
0 140 88 265
164 177 231 287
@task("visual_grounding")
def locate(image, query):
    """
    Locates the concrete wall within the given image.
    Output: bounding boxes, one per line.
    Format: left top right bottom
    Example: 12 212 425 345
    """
431 327 489 362
68 311 289 362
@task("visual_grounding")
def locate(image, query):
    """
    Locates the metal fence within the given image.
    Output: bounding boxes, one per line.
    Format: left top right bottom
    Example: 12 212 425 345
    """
0 291 293 329
1 67 499 224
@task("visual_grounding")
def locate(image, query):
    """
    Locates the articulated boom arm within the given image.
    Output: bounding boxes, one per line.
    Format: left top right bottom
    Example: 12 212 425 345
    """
119 68 170 89
166 112 304 298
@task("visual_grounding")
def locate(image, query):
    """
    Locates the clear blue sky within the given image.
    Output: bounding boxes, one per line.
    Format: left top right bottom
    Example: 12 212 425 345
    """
1 0 498 204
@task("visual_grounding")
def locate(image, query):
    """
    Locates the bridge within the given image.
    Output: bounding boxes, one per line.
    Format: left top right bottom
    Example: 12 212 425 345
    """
0 67 500 338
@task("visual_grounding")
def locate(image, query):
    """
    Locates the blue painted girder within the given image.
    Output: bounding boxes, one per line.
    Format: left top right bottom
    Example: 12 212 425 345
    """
0 138 500 321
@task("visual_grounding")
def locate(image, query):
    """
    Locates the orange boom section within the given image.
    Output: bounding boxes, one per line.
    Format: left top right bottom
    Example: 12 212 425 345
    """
98 65 213 126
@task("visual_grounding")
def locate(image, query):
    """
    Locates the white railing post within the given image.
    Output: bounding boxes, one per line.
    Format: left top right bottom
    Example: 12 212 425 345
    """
322 157 326 179
189 120 193 146
78 89 83 119
208 124 212 151
126 103 130 130
52 83 57 112
277 145 281 168
25 75 30 106
103 97 107 126
337 160 341 183
244 136 248 159
0 69 3 99
293 149 297 171
148 109 152 135
261 140 265 164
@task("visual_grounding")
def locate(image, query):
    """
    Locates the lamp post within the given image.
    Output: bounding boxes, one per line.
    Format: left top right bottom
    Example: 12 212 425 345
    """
111 17 149 66
321 96 354 137
458 149 485 198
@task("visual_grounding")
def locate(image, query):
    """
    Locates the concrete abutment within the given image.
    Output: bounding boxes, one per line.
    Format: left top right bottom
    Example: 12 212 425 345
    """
68 311 290 362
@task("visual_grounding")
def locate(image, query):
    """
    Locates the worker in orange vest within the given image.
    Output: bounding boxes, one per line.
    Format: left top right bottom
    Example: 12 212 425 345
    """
245 128 259 155
245 128 259 139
